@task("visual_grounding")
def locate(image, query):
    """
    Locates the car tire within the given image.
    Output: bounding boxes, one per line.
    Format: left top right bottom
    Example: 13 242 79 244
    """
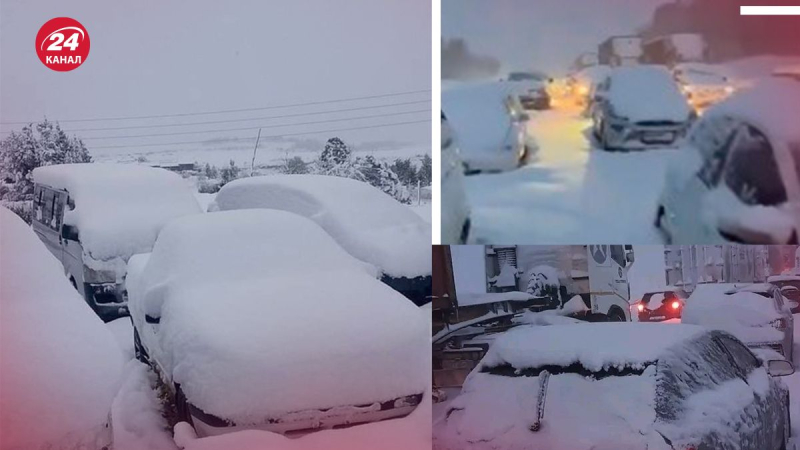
133 327 149 365
654 205 673 244
606 308 626 322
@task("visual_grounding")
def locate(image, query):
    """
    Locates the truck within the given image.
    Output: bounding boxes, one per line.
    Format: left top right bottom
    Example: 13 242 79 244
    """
598 36 642 67
488 245 636 321
642 33 707 67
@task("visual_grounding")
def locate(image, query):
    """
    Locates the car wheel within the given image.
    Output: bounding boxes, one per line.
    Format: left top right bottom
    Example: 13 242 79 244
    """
606 308 626 322
133 327 149 364
174 384 194 426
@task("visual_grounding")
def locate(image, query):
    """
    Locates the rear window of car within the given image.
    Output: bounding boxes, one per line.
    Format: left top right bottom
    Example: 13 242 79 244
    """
724 125 787 206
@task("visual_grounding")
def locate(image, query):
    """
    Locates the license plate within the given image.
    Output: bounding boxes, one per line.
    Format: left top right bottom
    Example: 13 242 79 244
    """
642 132 674 143
650 316 666 321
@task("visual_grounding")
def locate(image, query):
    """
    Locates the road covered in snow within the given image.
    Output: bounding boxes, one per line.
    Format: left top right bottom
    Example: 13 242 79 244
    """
465 105 672 244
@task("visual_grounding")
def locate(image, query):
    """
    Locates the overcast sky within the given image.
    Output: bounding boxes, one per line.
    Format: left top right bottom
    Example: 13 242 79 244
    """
0 0 431 159
443 0 670 75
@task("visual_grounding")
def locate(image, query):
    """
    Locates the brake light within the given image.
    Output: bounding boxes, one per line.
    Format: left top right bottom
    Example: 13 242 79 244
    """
637 303 644 312
771 318 788 330
671 301 681 310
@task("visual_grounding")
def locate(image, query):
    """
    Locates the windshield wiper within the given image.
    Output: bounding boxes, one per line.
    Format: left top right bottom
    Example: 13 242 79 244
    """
529 370 551 432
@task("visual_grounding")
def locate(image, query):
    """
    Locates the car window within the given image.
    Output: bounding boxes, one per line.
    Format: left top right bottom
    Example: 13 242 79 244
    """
723 125 787 206
39 188 55 227
610 245 626 268
694 117 739 187
716 335 760 377
656 333 740 422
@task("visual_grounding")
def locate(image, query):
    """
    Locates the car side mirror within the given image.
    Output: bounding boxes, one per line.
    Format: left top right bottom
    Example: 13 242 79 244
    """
145 314 160 324
767 359 794 377
61 224 79 241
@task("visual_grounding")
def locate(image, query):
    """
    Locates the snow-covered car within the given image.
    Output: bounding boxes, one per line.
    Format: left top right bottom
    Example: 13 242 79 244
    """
210 174 431 305
683 283 794 362
768 274 800 313
505 71 551 110
567 64 610 111
434 323 794 450
125 209 428 437
592 65 694 150
31 163 202 321
631 288 687 322
673 63 734 110
0 206 125 450
656 80 800 244
442 82 537 173
441 111 471 244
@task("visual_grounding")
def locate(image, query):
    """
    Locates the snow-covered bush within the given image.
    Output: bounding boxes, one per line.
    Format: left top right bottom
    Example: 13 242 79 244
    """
282 156 308 175
525 265 562 300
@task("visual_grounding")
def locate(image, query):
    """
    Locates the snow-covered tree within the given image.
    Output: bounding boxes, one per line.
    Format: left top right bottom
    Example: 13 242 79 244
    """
418 154 432 186
357 155 411 204
0 119 91 202
319 137 351 167
282 156 308 175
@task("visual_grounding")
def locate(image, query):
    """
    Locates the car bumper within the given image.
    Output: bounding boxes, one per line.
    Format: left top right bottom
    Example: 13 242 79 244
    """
605 122 687 149
191 393 424 438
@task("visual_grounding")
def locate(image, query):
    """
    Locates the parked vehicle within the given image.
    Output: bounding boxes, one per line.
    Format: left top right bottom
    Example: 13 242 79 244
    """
673 62 734 110
598 35 642 66
210 174 431 306
434 323 794 450
683 283 794 362
30 163 202 321
126 209 428 437
442 82 536 173
0 207 124 450
641 33 708 67
567 65 610 108
441 112 471 244
592 65 694 150
486 244 635 321
656 80 800 244
505 71 551 110
631 287 687 322
768 274 800 313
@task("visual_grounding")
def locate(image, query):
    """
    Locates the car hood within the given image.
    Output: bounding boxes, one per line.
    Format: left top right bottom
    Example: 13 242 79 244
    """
435 370 665 450
153 270 429 425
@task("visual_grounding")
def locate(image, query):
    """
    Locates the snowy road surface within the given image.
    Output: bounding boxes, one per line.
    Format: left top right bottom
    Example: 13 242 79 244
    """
465 106 677 244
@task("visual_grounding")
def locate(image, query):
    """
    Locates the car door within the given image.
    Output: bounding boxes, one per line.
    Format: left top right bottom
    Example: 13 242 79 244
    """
668 116 740 243
59 194 86 295
772 289 794 359
703 124 792 243
31 186 64 264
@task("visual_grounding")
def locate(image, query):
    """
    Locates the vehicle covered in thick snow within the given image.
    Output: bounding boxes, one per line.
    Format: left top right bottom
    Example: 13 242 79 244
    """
0 206 125 450
31 163 202 320
504 71 551 110
441 111 471 244
210 174 431 305
125 209 428 437
592 65 693 150
441 81 536 173
673 63 735 110
682 283 794 362
434 323 793 450
768 274 800 313
656 80 800 244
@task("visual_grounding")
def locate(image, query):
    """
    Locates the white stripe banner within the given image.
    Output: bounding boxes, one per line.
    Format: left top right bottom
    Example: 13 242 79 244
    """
741 6 800 15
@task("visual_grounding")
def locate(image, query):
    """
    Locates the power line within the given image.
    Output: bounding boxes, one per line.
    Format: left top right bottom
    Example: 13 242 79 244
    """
0 89 431 125
88 119 428 150
80 109 430 141
0 99 431 135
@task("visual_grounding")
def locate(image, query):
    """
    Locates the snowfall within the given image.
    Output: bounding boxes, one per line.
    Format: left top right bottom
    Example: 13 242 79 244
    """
455 56 800 244
0 169 432 449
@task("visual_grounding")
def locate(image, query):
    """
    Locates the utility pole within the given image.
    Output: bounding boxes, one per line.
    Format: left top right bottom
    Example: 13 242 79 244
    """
250 128 262 176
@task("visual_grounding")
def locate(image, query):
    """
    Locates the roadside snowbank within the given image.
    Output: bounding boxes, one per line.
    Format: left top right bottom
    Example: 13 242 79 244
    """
0 207 125 450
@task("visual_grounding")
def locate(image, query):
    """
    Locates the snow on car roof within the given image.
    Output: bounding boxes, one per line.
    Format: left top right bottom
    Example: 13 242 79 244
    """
683 287 783 345
0 207 124 449
705 78 800 143
479 323 705 372
441 81 516 157
608 65 692 122
32 163 202 263
768 274 800 282
212 175 430 278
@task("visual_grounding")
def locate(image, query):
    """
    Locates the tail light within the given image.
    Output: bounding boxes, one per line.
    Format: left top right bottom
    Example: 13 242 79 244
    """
671 301 681 310
771 318 788 330
636 303 644 312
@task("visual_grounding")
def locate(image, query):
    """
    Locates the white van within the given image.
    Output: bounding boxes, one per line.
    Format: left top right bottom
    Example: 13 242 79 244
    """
31 163 202 321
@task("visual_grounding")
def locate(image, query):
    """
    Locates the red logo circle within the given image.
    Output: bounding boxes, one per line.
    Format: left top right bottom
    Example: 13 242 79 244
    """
35 18 90 72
